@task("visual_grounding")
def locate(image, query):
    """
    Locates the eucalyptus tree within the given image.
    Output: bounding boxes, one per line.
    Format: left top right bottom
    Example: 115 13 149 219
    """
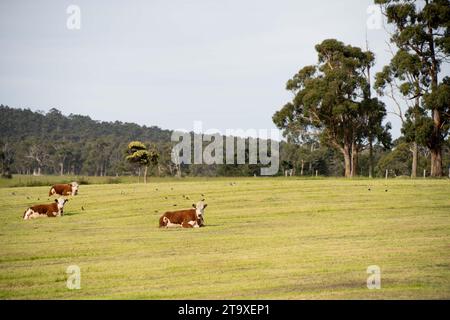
274 39 391 177
375 0 450 176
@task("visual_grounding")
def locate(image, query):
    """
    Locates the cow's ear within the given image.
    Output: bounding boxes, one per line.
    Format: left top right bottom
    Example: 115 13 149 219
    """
64 199 69 203
54 199 58 203
203 204 208 209
192 203 196 209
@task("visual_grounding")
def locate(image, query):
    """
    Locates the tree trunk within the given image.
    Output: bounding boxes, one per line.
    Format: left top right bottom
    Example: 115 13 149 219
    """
300 160 304 176
343 145 352 178
351 143 358 178
411 142 418 178
60 162 64 176
143 166 148 184
430 146 443 177
368 139 373 178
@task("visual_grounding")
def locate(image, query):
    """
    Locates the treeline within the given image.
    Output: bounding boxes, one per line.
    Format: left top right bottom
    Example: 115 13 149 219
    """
1 105 448 179
0 106 273 178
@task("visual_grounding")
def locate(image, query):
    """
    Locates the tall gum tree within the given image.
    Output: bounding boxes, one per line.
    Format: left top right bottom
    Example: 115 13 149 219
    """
375 0 450 176
273 39 391 178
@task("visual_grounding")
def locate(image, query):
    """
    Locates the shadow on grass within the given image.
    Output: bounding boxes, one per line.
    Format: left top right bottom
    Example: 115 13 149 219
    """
62 212 79 217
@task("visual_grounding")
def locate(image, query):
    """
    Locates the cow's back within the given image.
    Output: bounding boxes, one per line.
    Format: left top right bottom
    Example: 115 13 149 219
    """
49 184 71 196
30 203 58 216
160 209 197 227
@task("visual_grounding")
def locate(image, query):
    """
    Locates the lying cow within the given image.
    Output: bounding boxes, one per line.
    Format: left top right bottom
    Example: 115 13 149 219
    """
159 200 207 228
23 198 68 220
49 182 79 196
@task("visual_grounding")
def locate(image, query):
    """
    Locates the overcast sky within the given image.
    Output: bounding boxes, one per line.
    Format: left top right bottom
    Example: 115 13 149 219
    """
2 0 443 138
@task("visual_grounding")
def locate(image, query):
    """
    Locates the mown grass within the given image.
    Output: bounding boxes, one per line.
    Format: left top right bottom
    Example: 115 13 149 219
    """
0 174 139 188
0 177 449 299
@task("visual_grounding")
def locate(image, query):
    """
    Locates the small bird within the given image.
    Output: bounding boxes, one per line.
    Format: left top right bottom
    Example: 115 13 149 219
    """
185 196 190 200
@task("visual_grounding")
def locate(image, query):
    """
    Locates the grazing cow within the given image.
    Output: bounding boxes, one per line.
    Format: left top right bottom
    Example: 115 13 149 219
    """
159 200 207 228
49 182 79 196
23 198 68 220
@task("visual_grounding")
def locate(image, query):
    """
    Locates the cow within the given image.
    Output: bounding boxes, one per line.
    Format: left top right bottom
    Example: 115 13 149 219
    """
49 182 79 196
159 200 207 229
23 198 68 220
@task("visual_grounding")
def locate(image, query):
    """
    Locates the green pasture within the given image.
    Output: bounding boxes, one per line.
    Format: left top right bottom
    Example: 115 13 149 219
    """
0 177 449 299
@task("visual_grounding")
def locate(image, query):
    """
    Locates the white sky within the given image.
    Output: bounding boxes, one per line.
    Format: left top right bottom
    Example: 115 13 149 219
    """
1 0 447 139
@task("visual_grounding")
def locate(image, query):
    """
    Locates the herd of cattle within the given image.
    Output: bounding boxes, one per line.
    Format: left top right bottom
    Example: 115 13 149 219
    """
22 182 207 228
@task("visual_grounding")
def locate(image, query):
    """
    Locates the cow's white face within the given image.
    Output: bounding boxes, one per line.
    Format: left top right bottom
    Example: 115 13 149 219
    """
71 182 79 195
55 198 68 214
193 200 207 226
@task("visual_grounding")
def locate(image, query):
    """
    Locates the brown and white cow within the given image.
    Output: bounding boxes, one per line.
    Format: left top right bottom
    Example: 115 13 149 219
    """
159 200 207 228
23 198 68 220
49 182 79 196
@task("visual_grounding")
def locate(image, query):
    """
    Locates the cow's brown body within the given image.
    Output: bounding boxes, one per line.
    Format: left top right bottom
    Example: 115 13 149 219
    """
23 198 68 220
27 203 60 217
49 184 77 196
159 209 202 228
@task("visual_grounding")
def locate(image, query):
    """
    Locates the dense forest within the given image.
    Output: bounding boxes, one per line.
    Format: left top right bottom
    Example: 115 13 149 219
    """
0 105 448 178
0 106 272 178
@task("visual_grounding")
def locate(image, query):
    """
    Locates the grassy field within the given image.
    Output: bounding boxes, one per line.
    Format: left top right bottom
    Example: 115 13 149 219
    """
0 174 143 188
0 177 449 299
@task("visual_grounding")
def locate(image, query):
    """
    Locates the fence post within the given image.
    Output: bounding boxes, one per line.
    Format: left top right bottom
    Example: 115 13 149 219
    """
385 169 388 180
